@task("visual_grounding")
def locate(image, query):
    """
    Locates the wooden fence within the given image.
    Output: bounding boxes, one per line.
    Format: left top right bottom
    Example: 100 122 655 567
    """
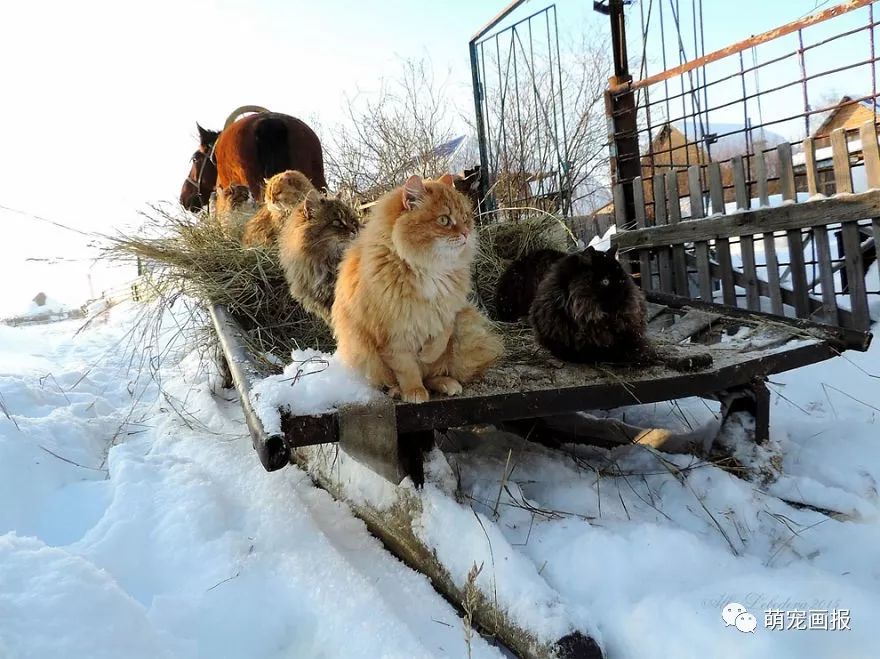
613 121 880 332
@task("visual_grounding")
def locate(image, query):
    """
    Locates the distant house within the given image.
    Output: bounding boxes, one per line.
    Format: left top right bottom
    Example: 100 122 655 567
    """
813 96 878 147
799 96 879 196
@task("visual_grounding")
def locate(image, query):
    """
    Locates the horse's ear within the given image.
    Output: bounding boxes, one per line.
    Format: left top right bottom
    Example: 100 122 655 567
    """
402 175 426 210
438 173 455 187
303 189 322 219
196 123 217 147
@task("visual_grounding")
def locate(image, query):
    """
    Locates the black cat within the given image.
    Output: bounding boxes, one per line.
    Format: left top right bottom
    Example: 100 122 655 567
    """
529 244 650 364
494 248 566 321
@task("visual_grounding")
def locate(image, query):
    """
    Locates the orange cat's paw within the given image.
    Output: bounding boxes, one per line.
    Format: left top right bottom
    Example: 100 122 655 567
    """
425 376 462 396
399 385 430 404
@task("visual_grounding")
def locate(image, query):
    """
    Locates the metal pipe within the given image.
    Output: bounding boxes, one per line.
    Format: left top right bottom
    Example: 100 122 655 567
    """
610 0 874 94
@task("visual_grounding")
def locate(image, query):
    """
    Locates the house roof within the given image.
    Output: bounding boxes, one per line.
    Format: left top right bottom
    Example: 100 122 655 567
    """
813 95 879 138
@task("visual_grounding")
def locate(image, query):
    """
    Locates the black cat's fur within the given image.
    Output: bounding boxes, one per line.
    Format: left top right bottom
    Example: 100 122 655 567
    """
529 244 650 364
495 248 566 321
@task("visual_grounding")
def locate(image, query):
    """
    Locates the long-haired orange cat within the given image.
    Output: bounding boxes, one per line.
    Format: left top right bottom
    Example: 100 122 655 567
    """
332 174 502 403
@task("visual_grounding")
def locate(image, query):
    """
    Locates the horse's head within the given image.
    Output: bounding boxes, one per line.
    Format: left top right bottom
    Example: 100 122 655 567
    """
179 123 220 212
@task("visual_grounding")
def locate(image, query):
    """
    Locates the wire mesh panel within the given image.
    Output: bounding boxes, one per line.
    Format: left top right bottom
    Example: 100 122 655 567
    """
608 0 880 331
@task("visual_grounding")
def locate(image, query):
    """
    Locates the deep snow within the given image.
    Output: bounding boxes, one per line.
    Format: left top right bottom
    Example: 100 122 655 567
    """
1 295 879 658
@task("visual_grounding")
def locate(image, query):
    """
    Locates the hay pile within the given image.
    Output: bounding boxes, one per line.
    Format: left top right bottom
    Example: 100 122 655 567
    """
111 206 577 369
111 206 333 366
473 215 575 318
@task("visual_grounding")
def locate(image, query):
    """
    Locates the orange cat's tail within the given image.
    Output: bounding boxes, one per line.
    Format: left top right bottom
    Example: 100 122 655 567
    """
445 305 503 383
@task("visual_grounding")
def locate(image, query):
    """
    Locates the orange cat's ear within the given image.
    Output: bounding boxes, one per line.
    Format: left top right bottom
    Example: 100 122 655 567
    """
303 189 321 219
438 173 455 187
402 175 427 210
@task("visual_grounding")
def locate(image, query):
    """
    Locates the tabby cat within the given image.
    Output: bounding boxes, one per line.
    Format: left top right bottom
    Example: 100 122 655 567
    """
529 244 649 364
332 174 502 403
242 170 314 247
277 189 361 322
494 248 565 321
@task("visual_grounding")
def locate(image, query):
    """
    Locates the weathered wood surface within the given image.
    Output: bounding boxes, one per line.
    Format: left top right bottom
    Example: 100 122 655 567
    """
292 438 604 659
614 189 880 248
208 304 287 471
280 294 871 449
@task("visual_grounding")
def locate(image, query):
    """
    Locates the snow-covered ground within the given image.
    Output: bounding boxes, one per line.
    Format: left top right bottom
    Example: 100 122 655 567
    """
1 298 879 658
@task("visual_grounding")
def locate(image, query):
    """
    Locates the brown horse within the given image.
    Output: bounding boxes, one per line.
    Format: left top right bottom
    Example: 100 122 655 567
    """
180 107 328 212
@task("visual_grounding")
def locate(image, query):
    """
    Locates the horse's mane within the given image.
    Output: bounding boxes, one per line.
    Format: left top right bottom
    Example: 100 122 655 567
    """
223 105 270 130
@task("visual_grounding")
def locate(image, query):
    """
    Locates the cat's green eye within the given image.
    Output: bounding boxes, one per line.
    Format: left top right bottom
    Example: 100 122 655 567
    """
437 215 451 227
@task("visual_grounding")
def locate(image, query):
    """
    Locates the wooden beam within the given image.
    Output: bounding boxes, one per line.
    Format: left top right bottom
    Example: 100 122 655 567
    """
860 120 880 188
614 189 880 248
831 127 854 194
208 304 288 471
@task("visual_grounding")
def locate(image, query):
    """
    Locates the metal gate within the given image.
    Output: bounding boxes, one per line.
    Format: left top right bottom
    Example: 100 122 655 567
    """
469 3 572 219
605 0 879 332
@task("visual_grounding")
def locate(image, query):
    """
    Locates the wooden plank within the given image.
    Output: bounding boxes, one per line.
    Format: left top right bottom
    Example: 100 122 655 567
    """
653 173 674 293
657 310 721 343
715 237 737 305
638 249 653 291
732 155 750 210
645 302 667 321
694 241 713 302
688 165 705 219
672 246 689 297
740 236 761 310
613 183 626 226
645 290 869 352
665 171 689 295
803 136 819 196
614 189 880 248
874 218 880 292
841 221 871 329
708 162 725 215
658 248 674 293
686 251 859 331
209 304 287 471
786 228 811 318
831 127 853 195
777 142 796 202
812 225 840 325
667 171 682 223
860 120 880 189
633 176 647 229
755 150 770 207
762 233 784 315
653 174 668 225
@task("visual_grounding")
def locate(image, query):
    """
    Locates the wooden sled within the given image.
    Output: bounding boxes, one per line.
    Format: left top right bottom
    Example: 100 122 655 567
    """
209 292 870 659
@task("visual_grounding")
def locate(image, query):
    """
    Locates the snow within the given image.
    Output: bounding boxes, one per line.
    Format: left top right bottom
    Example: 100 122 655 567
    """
0 307 503 659
1 296 879 658
251 349 378 435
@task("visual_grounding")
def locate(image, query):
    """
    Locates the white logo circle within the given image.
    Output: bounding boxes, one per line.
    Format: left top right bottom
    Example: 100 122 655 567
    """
735 612 758 633
722 602 747 626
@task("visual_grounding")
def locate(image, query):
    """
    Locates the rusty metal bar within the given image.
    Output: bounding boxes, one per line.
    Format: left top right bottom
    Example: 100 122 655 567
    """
610 0 873 94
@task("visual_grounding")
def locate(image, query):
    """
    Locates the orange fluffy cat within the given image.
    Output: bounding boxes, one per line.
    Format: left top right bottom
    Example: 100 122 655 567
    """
242 170 314 247
332 174 502 403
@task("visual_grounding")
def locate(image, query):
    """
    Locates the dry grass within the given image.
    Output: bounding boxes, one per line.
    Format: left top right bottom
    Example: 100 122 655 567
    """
108 206 332 368
472 213 576 318
109 205 577 369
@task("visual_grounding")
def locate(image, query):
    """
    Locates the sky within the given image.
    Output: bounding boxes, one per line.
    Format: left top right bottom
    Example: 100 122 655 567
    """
0 0 870 314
